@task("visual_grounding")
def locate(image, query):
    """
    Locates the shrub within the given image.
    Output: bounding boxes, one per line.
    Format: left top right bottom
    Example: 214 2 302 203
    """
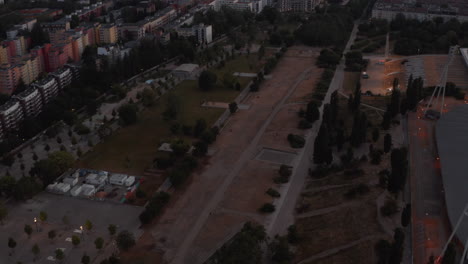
266 188 280 198
259 203 275 213
381 199 399 217
139 192 170 224
287 134 305 148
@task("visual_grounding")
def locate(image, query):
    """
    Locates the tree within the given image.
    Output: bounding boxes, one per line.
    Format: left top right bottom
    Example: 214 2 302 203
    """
198 70 217 91
401 203 411 227
388 85 401 118
118 104 138 125
30 23 49 48
48 230 56 242
0 202 7 224
372 127 380 142
193 140 208 157
388 148 408 193
382 111 391 130
8 237 16 254
314 124 332 165
352 81 361 111
30 151 74 186
305 101 320 123
84 219 93 231
0 175 16 198
108 224 117 236
384 133 392 153
116 230 136 251
81 254 91 264
141 88 156 107
193 118 207 137
229 102 238 114
72 235 81 247
95 237 104 250
32 243 40 260
375 239 391 264
24 224 32 238
270 236 293 263
39 211 48 222
55 249 64 262
350 112 367 148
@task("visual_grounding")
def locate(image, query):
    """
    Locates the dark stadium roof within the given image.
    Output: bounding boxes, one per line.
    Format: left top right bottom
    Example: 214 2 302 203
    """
436 104 468 244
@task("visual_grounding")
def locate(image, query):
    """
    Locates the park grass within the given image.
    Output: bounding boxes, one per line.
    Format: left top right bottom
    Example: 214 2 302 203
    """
78 55 259 175
78 82 236 175
213 54 262 76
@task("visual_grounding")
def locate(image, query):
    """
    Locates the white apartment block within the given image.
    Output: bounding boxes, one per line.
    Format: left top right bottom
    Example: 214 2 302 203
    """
278 0 322 12
14 87 43 117
0 100 24 131
215 0 266 14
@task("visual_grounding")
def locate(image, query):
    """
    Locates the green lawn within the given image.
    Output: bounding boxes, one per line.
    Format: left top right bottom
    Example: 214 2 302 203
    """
78 55 257 175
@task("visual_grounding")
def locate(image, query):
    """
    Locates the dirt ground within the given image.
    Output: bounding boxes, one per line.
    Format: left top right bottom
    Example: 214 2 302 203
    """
292 94 397 263
122 46 323 264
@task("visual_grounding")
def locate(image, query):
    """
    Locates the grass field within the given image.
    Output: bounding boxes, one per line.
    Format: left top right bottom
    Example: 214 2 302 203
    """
78 55 259 175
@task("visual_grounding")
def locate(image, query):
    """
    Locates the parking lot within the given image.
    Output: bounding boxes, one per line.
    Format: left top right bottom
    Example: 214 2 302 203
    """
0 192 143 264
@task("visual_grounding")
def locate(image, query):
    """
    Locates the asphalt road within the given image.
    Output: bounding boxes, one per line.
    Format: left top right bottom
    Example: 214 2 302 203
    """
265 22 360 238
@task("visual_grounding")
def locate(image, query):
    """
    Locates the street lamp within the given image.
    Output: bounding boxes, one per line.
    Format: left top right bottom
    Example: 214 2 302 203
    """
34 217 38 232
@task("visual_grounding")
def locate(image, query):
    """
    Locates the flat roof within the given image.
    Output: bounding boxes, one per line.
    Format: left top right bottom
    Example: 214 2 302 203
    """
436 104 468 244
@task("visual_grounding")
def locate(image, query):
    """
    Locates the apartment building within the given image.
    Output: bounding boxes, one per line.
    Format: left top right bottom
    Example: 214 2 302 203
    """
14 87 43 117
0 100 24 131
17 8 63 20
0 45 9 64
372 0 468 22
0 64 21 94
15 56 41 85
118 6 177 41
41 20 71 33
215 0 265 13
175 23 213 44
33 76 59 105
194 24 212 44
118 24 146 41
98 24 118 44
47 43 73 72
50 67 73 90
70 2 105 21
97 45 131 65
65 63 81 80
278 0 322 12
